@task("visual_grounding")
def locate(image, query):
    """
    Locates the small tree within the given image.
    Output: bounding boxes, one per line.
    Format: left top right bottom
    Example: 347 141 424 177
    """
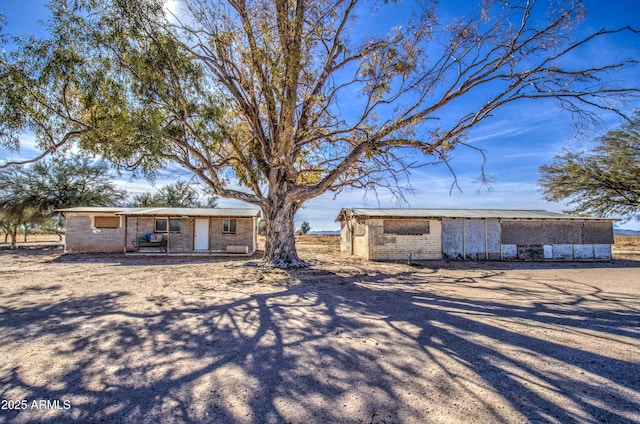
300 221 311 235
257 218 266 236
0 210 24 248
131 181 218 208
539 114 640 220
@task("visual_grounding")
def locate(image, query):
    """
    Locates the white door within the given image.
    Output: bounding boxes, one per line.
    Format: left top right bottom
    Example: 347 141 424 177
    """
194 219 209 250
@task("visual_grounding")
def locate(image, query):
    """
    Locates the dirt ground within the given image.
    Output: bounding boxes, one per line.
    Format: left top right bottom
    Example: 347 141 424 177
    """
0 237 639 423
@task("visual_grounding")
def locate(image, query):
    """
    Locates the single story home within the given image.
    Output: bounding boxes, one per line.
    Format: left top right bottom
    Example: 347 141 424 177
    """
336 208 616 261
57 207 261 254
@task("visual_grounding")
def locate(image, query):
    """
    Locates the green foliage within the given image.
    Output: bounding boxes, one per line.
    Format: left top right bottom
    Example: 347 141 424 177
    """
0 154 127 238
0 154 127 211
257 218 266 236
130 181 218 208
539 114 640 219
0 3 102 166
300 221 311 235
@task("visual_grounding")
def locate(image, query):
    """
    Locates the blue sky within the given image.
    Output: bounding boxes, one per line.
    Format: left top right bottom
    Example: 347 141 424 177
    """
1 0 640 231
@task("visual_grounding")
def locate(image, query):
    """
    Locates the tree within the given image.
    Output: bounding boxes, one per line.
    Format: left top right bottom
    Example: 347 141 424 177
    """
539 113 640 220
0 154 127 241
0 209 34 248
0 8 107 169
131 181 218 208
2 1 639 267
300 221 311 235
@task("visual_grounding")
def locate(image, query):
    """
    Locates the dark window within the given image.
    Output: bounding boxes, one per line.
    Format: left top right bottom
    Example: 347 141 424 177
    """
517 244 545 260
223 219 237 234
383 220 429 235
155 218 181 233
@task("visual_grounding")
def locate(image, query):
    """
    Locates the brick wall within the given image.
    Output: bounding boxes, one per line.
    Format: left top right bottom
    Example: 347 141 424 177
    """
168 219 193 252
210 218 255 252
65 213 126 253
366 218 442 261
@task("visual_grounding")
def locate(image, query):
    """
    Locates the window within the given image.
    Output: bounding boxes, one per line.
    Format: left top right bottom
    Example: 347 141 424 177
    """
155 218 181 233
222 219 237 234
94 216 120 229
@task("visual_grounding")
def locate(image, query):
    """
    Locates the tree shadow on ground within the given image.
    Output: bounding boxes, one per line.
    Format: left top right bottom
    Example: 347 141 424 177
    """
50 251 265 265
1 266 639 423
405 258 640 270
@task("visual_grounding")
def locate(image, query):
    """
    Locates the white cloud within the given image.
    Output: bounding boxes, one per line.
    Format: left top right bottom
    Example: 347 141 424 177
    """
163 0 180 18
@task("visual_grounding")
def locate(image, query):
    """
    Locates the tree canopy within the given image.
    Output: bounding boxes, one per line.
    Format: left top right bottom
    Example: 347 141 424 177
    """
0 154 127 212
539 113 640 220
0 154 127 245
131 181 218 208
0 8 102 169
1 0 639 266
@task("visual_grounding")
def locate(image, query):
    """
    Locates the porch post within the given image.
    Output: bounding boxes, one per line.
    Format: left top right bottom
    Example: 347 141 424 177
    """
166 216 170 255
208 216 212 255
254 216 258 253
123 215 128 254
191 219 195 254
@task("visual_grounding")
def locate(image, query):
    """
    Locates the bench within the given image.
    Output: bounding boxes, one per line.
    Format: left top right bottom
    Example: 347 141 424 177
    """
226 245 249 254
132 239 167 252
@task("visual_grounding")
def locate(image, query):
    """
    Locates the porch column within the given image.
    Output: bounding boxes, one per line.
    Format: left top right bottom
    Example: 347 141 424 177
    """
166 216 170 255
123 215 128 254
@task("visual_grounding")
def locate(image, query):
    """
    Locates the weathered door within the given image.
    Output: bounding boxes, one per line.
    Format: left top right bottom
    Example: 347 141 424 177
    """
194 219 209 250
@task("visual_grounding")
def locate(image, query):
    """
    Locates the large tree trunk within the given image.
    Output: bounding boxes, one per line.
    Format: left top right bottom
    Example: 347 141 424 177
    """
261 191 307 268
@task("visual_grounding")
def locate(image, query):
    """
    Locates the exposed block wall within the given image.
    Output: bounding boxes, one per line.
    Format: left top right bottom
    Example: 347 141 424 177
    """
594 244 612 259
210 218 255 252
574 244 594 259
501 244 518 260
366 218 442 261
65 213 125 253
551 244 573 260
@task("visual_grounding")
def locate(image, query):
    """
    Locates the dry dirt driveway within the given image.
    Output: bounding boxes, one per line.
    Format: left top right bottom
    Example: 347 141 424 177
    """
0 247 639 423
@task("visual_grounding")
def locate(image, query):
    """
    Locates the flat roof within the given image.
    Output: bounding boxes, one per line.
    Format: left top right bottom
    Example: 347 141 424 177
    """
336 208 617 221
56 207 261 217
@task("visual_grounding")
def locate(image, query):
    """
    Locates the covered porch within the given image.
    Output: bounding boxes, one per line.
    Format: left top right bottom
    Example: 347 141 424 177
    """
116 208 260 256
